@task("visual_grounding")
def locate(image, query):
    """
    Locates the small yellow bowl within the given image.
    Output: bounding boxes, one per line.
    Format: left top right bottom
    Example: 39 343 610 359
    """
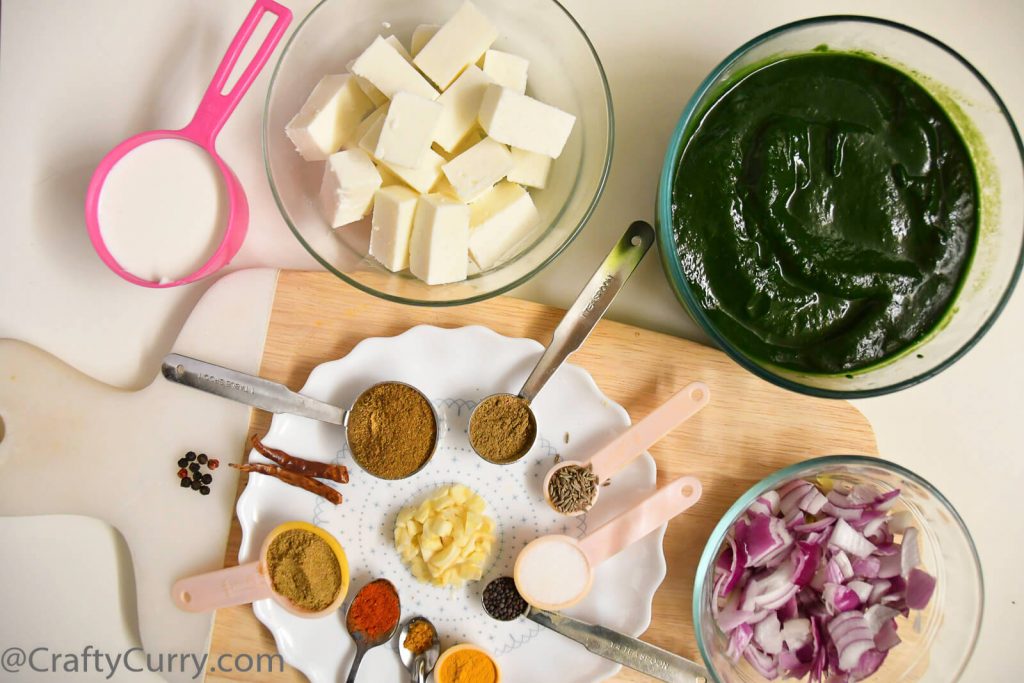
435 643 501 683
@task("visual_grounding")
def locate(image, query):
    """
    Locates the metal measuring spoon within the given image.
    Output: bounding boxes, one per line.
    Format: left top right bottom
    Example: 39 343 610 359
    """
345 579 401 683
161 354 441 479
468 220 655 464
398 616 439 683
481 577 708 683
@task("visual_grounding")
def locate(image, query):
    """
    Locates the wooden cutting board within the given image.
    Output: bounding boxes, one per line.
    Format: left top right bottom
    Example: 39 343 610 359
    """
207 271 878 682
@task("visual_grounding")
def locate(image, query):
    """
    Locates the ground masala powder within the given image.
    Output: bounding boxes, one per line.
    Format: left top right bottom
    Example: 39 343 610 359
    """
266 529 341 612
347 382 437 479
347 579 400 640
469 394 535 463
437 648 498 683
403 619 435 654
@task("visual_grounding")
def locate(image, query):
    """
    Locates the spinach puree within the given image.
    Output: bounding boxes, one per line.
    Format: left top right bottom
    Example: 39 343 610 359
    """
671 52 978 373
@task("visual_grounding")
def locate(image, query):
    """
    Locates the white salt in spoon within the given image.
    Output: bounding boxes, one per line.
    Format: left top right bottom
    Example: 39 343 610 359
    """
514 475 702 611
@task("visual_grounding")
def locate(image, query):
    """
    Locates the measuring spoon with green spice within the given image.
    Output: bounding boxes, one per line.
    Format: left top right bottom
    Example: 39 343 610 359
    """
468 221 656 465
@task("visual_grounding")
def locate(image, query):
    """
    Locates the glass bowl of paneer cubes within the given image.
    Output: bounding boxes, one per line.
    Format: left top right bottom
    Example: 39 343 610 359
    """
263 0 613 305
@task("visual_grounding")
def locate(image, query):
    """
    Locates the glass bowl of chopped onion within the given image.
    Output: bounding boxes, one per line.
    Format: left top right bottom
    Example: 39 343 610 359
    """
693 455 982 682
263 0 612 305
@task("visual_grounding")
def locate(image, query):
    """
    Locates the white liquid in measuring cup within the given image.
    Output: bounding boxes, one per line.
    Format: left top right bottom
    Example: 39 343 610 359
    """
98 139 227 283
516 537 591 606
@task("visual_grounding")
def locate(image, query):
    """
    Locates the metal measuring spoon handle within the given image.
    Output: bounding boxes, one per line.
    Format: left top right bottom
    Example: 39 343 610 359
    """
527 608 708 683
345 642 368 683
162 353 346 425
518 220 655 403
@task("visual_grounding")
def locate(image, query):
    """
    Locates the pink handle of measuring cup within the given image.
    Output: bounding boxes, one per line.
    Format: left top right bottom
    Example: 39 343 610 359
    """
588 382 710 482
171 561 273 612
579 476 702 567
183 0 292 146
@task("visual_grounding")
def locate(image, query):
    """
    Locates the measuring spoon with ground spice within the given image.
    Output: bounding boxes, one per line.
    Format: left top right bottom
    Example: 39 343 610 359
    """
162 355 440 480
171 521 349 617
468 221 655 465
399 616 439 683
345 578 401 683
545 382 710 516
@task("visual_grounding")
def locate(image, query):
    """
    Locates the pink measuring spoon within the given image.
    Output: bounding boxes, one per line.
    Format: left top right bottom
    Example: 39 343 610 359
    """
543 381 710 516
85 0 292 288
172 521 350 618
515 475 703 611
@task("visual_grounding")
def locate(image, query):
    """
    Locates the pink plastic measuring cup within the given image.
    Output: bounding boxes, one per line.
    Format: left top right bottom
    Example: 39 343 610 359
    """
172 521 350 618
514 475 703 611
84 0 292 288
543 381 710 516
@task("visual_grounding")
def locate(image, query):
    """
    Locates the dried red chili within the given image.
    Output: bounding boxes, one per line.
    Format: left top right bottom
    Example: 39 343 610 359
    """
251 435 349 483
229 463 343 505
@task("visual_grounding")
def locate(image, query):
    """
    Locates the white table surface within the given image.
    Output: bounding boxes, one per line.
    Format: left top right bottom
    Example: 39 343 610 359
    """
1 0 1021 680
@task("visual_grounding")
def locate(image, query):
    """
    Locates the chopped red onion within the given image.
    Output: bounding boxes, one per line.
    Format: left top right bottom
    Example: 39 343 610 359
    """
905 568 936 610
847 580 873 604
901 526 921 577
781 618 811 650
852 556 881 579
867 580 891 605
863 605 900 634
754 614 784 655
727 622 754 660
877 554 902 579
823 583 861 612
744 645 779 679
714 478 936 681
874 618 901 652
854 649 887 678
830 519 877 559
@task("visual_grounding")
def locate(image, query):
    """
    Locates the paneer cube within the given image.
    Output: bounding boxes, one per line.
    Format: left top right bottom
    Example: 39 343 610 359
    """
353 103 388 150
349 68 388 107
285 74 374 160
478 85 576 158
409 194 470 284
434 66 494 153
318 149 382 228
413 1 498 89
382 149 446 194
374 92 443 169
384 35 412 62
507 147 552 188
482 50 528 94
411 24 440 55
468 181 540 269
351 35 439 100
370 185 419 271
441 137 513 202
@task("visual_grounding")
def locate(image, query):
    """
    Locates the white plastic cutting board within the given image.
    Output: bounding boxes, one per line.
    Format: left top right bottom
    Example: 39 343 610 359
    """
0 269 277 682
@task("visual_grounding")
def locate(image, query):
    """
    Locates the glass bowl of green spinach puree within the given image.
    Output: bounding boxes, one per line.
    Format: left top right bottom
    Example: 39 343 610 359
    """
657 16 1024 398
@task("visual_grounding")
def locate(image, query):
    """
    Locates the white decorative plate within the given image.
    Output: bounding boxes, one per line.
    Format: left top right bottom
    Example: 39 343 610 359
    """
236 325 666 683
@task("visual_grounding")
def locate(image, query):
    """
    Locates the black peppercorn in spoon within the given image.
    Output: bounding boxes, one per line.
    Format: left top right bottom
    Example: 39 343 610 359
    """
481 576 709 683
468 221 655 465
